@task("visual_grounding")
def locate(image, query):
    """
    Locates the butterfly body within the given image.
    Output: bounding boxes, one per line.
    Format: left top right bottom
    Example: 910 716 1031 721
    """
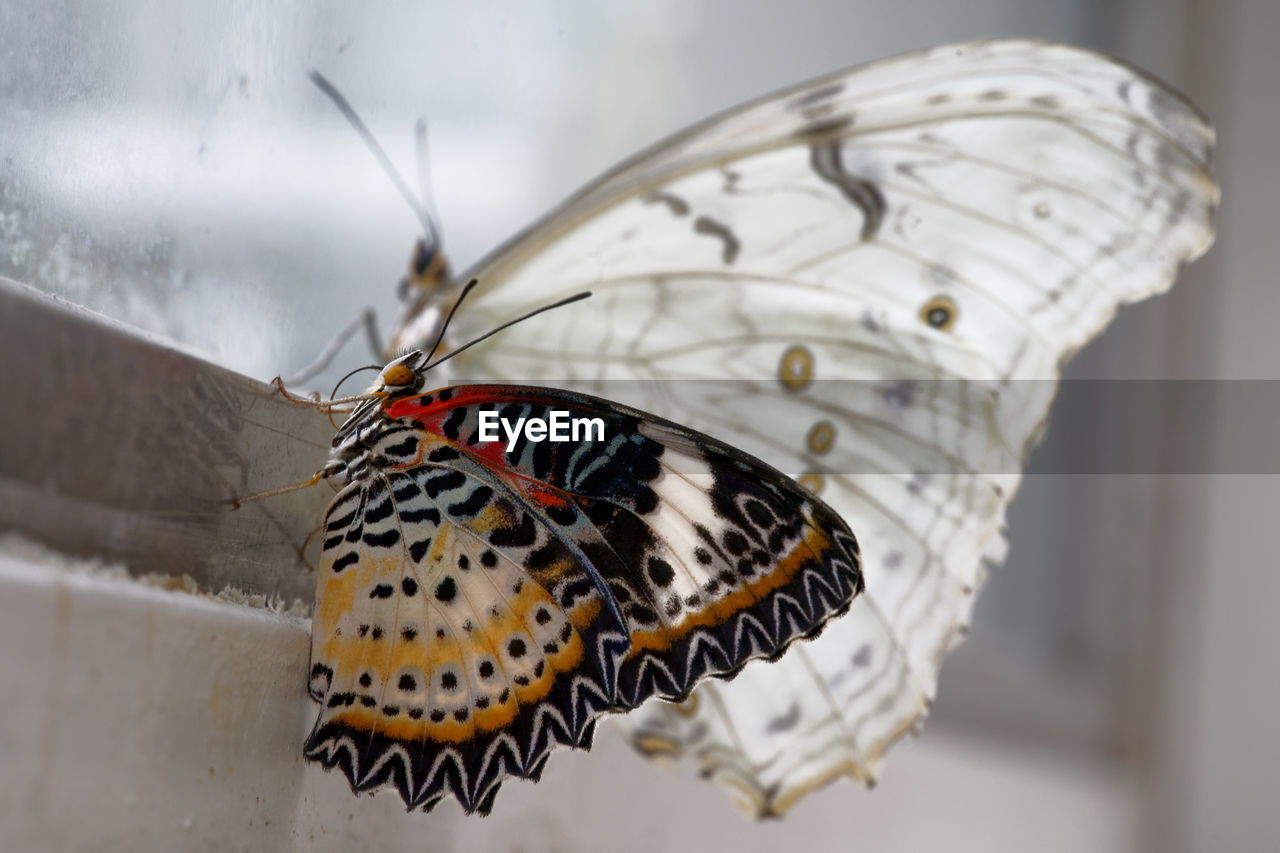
304 354 863 812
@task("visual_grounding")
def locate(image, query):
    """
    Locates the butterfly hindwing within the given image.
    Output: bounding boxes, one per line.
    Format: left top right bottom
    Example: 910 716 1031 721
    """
305 382 862 813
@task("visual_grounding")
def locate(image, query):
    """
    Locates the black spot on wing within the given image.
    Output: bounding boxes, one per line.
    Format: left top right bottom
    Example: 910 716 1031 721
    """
693 216 741 265
392 480 422 502
383 435 420 459
422 470 466 497
448 485 493 518
809 140 884 240
363 529 401 548
399 507 441 525
441 406 468 440
364 496 395 523
647 557 676 588
436 577 457 603
489 512 537 548
645 191 690 216
427 446 461 463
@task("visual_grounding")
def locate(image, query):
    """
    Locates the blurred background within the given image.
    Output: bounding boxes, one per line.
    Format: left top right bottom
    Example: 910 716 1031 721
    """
0 1 1275 851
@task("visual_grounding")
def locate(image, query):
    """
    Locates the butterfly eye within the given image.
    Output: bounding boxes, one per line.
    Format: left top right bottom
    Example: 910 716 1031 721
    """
920 296 958 331
778 345 814 391
412 239 450 283
380 364 417 388
413 240 435 277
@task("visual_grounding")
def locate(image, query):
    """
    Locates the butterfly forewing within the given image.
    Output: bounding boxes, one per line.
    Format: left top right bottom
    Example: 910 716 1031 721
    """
386 40 1216 815
305 383 862 812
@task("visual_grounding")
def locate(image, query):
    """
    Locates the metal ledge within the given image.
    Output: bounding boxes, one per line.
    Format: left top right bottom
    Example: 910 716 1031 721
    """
0 276 334 602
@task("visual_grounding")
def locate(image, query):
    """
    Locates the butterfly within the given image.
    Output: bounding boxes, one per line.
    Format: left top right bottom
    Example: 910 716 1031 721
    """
299 337 863 814
311 39 1217 816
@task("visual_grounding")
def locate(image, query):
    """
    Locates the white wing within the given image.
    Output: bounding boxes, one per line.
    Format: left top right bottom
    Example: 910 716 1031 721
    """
389 40 1216 816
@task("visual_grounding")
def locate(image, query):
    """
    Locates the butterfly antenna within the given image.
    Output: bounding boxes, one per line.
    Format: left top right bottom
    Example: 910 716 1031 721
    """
308 70 440 248
425 291 592 372
413 117 444 249
330 364 384 401
326 364 384 429
424 277 482 363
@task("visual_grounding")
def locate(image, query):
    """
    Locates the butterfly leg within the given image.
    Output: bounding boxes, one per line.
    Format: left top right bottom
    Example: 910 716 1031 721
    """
285 306 384 386
296 520 325 572
224 469 325 509
270 375 326 407
225 458 346 509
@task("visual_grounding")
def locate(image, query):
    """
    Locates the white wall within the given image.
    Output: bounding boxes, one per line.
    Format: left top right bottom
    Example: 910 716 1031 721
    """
1147 2 1280 850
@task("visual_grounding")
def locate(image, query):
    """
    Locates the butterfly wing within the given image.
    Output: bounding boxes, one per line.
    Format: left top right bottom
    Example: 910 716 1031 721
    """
306 454 626 814
388 40 1217 815
305 384 862 813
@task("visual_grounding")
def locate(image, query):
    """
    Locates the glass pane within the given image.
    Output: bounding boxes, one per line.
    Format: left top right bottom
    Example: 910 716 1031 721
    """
2 0 1157 755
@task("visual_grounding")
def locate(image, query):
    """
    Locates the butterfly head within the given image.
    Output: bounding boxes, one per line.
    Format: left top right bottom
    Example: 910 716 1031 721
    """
397 238 451 302
335 290 593 451
373 349 428 395
325 350 431 451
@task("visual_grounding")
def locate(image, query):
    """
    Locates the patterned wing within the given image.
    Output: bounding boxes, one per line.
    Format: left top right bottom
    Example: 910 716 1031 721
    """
386 41 1217 814
305 383 862 813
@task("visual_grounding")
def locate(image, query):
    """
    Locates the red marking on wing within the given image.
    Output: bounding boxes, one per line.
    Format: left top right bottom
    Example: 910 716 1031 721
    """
386 386 580 415
385 385 544 425
383 386 582 505
384 388 514 470
527 483 571 509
